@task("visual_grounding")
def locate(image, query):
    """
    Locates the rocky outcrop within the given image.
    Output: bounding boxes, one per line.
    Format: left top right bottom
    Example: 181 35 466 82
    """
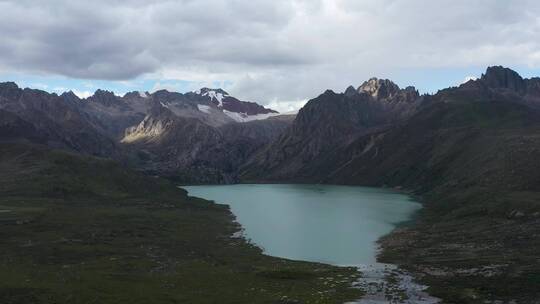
87 89 125 107
481 66 527 93
479 65 540 107
0 82 22 100
358 78 419 103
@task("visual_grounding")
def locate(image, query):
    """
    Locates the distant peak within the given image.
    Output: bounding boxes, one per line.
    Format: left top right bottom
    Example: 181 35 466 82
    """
323 89 337 95
124 91 150 99
195 87 230 96
152 89 171 95
483 66 521 77
358 78 401 99
344 85 357 97
92 89 116 97
0 81 19 90
404 86 419 94
88 89 117 100
87 89 121 106
195 88 230 107
0 82 22 99
481 66 526 93
61 91 80 101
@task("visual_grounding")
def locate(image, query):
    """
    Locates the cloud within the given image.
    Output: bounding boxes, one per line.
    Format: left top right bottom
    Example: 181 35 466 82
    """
72 90 92 99
0 0 539 109
265 99 308 114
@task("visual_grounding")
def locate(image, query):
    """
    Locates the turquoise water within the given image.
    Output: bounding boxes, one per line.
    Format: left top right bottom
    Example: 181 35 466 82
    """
183 184 421 266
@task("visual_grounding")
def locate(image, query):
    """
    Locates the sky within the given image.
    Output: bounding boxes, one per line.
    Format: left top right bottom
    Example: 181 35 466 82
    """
1 0 540 113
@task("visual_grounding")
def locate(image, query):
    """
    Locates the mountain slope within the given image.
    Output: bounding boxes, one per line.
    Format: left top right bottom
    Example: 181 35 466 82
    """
0 110 45 144
339 95 540 303
122 103 292 183
122 103 230 183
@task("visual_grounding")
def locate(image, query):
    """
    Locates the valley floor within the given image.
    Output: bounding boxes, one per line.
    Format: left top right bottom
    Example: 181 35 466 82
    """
0 144 362 304
3 143 539 304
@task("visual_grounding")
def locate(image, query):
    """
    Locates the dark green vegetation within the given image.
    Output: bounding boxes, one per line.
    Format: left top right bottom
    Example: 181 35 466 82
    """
372 101 540 303
322 89 540 303
0 143 361 304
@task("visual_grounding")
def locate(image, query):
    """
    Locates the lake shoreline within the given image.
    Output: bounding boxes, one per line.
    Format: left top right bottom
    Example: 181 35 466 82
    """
183 183 435 303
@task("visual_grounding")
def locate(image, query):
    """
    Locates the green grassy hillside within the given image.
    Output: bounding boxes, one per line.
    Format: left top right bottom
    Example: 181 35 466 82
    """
0 143 361 304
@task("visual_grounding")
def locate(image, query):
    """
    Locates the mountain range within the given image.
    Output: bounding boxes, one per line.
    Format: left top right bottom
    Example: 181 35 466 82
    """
0 84 289 183
1 66 540 302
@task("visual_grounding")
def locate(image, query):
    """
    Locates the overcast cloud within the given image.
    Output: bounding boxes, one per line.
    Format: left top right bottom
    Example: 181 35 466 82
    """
0 0 539 111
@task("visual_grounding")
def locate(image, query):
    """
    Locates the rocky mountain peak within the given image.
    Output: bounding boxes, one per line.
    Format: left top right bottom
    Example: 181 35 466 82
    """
358 78 401 99
0 81 19 91
194 88 230 107
60 91 81 102
0 82 22 99
344 85 357 97
191 87 277 117
481 66 526 93
92 89 116 98
196 87 229 96
151 90 185 103
124 91 150 99
323 89 337 96
404 86 418 93
87 89 121 106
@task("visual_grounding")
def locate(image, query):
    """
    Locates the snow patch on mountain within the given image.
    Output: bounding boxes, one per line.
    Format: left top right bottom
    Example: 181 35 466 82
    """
201 90 228 107
223 110 281 123
139 91 149 98
197 104 212 114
